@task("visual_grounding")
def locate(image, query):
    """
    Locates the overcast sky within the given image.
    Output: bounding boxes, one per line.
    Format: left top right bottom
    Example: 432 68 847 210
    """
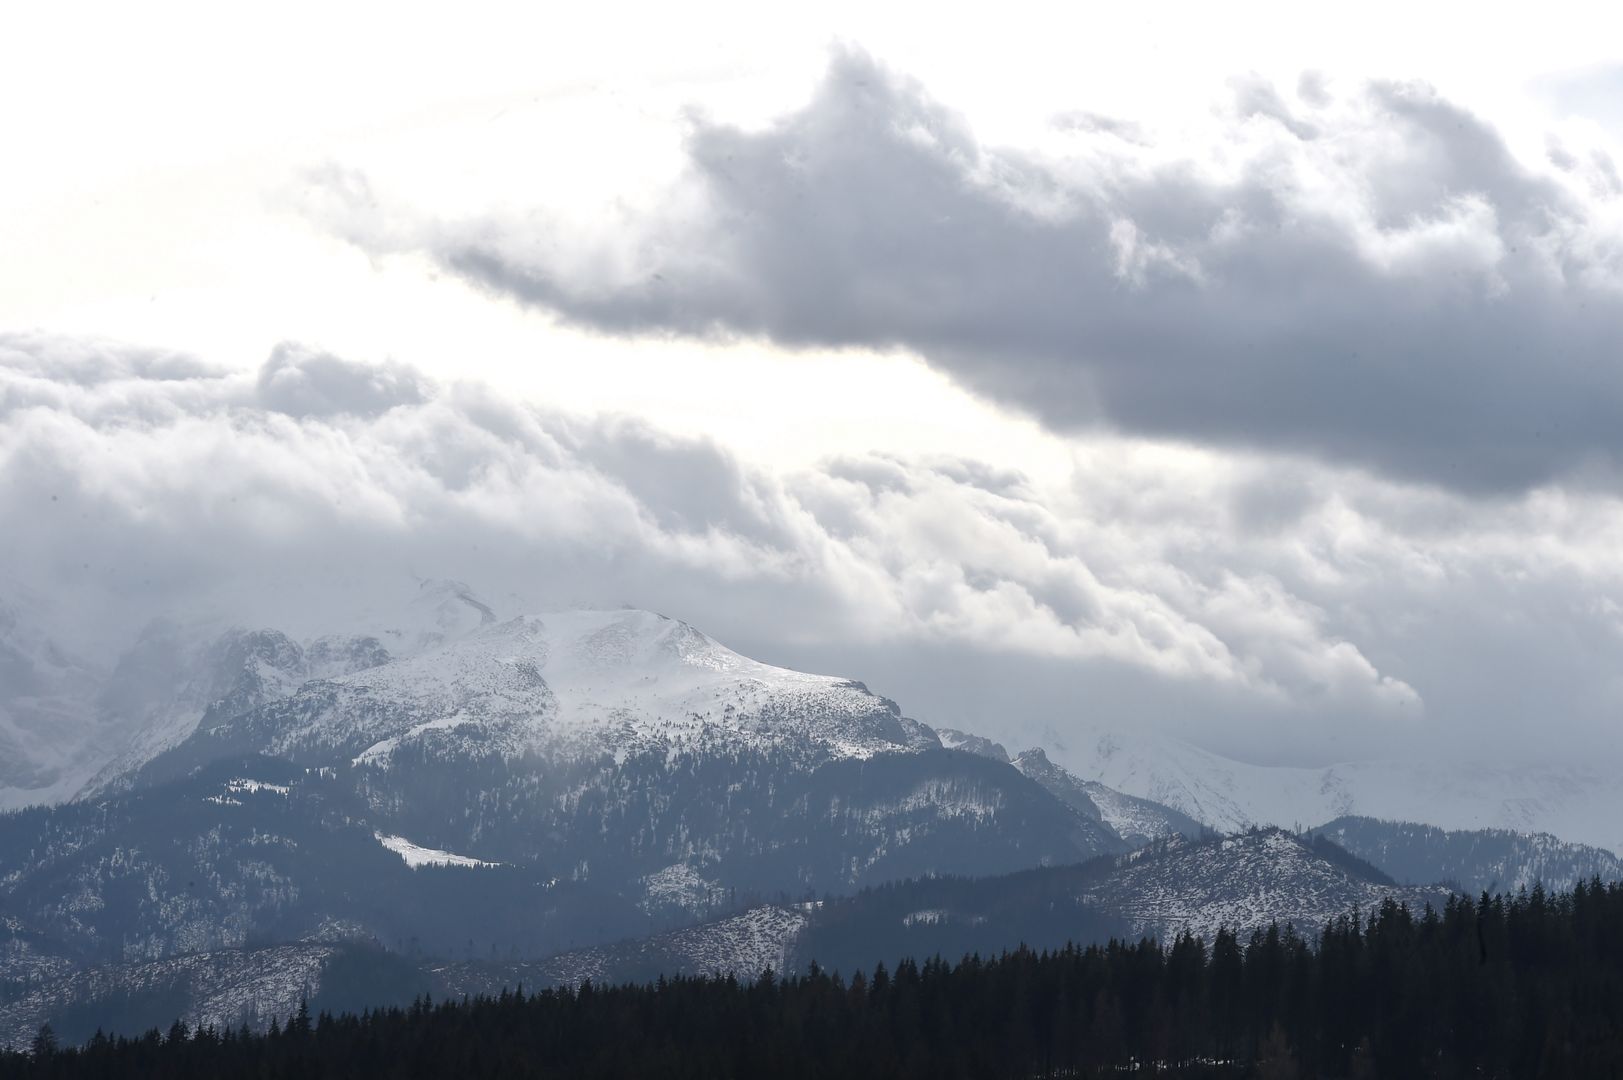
6 1 1623 769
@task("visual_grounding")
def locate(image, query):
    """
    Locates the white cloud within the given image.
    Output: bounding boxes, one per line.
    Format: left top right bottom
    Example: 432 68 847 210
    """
21 332 1623 776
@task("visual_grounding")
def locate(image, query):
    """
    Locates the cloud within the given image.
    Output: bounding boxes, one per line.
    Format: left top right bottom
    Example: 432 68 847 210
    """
256 342 429 418
0 333 1448 763
15 334 1623 772
341 49 1623 494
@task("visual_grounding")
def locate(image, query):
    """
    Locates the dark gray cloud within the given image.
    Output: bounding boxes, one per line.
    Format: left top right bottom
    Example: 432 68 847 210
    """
390 50 1623 494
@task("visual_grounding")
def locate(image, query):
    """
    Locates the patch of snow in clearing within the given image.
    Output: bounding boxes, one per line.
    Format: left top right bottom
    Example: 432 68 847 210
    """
226 778 289 795
374 832 499 869
902 909 986 928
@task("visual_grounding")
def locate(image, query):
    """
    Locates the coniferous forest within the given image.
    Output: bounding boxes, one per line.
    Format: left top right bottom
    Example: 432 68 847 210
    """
5 882 1623 1079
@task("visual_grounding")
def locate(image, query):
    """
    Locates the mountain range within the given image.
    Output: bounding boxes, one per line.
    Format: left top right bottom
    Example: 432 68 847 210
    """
1 581 1619 1045
0 828 1439 1049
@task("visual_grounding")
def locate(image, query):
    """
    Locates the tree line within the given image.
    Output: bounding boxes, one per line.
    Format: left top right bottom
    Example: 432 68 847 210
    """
6 879 1623 1078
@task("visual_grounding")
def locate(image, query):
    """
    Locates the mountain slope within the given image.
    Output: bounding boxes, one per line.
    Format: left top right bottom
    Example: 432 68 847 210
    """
1312 815 1623 894
147 611 936 778
1012 747 1207 844
0 610 1124 990
0 827 1453 1045
1089 829 1443 942
80 625 390 799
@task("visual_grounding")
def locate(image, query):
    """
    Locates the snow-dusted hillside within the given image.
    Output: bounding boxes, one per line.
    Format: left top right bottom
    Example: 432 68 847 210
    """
1048 724 1623 856
1086 830 1446 942
544 906 809 987
0 942 336 1049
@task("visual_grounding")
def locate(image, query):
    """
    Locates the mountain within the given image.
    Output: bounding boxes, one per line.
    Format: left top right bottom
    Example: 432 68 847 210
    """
1 828 1447 1046
937 728 1203 845
80 624 390 799
0 608 1125 998
1311 815 1623 894
1011 747 1207 845
1047 723 1623 855
142 609 941 775
0 578 495 813
935 727 1010 762
1087 829 1443 943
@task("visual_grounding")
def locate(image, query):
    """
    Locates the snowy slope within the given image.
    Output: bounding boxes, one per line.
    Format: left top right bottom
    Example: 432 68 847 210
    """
1012 748 1205 844
376 832 501 869
936 727 1011 762
0 942 336 1049
80 625 390 798
214 609 936 768
1049 724 1623 856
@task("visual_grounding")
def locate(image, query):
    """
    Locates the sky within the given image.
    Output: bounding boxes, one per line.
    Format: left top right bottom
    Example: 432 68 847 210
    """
6 1 1623 770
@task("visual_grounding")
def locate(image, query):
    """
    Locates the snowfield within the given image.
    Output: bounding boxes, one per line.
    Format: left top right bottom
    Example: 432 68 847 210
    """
375 833 500 869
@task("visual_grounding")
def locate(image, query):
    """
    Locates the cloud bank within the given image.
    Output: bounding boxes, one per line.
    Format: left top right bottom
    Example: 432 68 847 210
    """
341 50 1623 494
9 333 1623 772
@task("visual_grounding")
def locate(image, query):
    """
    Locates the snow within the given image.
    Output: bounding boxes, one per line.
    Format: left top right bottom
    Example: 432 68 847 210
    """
375 832 500 869
227 778 289 796
642 863 723 913
304 609 935 768
903 909 986 927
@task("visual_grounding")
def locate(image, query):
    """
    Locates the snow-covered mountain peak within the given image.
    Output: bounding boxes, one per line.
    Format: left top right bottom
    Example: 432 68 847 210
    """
214 607 936 768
